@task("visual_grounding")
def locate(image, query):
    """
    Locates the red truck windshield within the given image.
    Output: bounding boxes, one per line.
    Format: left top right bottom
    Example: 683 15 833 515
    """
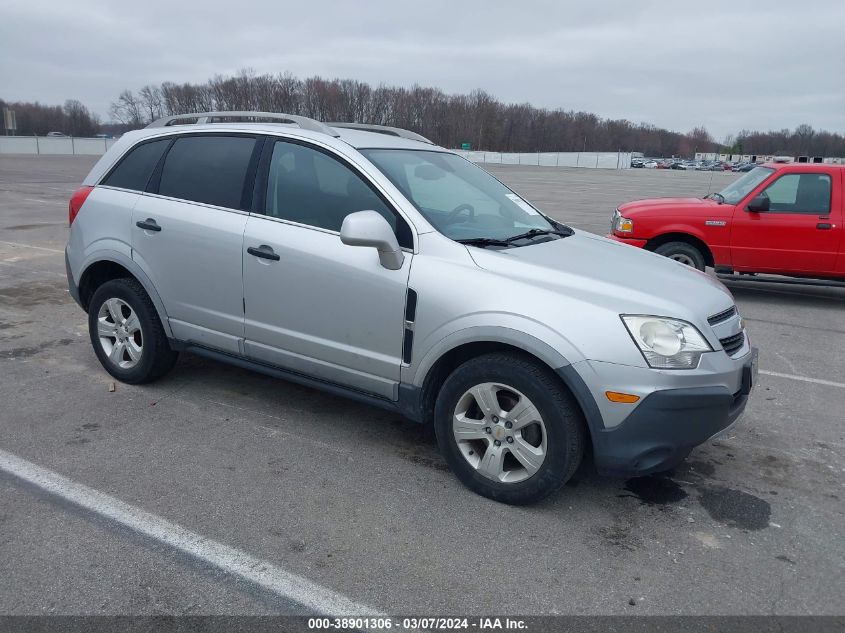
716 167 774 204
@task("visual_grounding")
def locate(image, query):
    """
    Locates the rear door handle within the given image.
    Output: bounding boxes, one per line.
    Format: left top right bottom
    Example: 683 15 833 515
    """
136 218 161 232
816 222 832 230
247 245 280 261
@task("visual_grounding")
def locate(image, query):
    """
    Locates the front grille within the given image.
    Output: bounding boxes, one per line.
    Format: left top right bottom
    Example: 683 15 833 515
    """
708 306 737 326
719 331 745 356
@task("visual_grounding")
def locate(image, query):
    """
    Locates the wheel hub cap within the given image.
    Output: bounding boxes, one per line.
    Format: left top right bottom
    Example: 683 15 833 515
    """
96 298 143 370
452 382 547 483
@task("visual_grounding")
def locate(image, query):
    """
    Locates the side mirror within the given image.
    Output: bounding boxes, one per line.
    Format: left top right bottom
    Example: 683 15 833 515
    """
340 210 405 270
747 194 770 213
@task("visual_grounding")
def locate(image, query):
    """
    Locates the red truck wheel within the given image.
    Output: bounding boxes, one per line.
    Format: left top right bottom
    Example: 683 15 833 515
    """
654 242 706 271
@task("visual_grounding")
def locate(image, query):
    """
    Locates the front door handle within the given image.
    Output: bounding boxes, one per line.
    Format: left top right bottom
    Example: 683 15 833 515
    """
816 222 832 230
247 245 280 261
136 218 161 232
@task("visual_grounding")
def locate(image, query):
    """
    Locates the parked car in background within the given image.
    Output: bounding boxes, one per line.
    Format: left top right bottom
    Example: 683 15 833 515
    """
46 131 68 137
65 111 757 504
608 163 845 281
735 163 758 172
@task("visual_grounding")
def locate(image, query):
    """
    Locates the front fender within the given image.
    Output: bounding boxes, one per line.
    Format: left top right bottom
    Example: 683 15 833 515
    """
406 318 585 388
647 223 709 243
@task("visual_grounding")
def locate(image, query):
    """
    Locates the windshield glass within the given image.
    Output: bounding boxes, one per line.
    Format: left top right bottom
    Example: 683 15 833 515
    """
361 149 555 241
717 166 774 204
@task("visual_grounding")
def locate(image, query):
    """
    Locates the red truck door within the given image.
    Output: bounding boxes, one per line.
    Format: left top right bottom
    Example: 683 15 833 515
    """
730 168 841 274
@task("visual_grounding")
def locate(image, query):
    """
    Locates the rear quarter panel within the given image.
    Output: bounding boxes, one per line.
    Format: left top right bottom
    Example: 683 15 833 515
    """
67 187 137 284
67 186 175 338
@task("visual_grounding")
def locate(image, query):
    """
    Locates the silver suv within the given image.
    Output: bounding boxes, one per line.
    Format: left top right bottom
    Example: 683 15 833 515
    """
66 111 758 504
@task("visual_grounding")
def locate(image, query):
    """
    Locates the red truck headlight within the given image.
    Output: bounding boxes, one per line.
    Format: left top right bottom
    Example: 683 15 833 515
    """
612 209 634 234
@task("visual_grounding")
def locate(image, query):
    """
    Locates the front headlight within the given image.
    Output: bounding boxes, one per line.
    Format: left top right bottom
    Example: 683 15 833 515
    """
621 315 713 369
612 209 634 233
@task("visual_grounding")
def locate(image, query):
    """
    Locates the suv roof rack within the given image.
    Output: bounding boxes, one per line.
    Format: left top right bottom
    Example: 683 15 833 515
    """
328 122 433 145
146 111 340 137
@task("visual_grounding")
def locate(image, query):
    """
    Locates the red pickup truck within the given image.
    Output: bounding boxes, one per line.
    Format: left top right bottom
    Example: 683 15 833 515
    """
608 163 845 280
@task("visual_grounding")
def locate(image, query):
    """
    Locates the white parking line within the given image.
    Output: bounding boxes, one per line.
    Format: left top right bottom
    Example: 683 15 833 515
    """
760 370 845 389
0 240 64 254
0 448 381 616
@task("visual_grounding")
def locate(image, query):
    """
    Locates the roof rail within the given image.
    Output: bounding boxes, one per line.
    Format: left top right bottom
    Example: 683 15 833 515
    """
146 111 340 137
328 122 433 145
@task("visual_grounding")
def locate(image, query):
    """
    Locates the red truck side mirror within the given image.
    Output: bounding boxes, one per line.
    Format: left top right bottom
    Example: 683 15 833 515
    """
746 194 770 213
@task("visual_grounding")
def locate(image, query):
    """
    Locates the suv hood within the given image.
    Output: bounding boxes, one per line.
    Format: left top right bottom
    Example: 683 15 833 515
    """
466 230 734 323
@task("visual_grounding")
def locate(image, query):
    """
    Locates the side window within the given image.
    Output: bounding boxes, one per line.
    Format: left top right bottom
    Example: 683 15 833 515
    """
761 173 831 214
264 141 412 248
158 135 256 209
101 139 170 191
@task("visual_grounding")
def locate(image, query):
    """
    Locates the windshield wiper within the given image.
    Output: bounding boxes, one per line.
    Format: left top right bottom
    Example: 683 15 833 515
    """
503 227 571 243
457 225 573 249
456 237 511 248
705 192 725 204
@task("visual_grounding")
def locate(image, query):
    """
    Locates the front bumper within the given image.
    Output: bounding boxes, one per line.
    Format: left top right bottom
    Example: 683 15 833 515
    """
559 347 758 477
606 234 648 248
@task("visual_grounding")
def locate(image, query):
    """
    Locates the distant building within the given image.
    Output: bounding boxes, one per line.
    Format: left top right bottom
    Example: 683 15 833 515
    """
694 152 844 164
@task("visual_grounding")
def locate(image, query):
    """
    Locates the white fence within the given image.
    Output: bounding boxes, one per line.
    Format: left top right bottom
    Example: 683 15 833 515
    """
455 150 632 169
0 136 633 168
0 136 117 155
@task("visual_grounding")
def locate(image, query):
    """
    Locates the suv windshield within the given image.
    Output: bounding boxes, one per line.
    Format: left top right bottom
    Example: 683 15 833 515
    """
361 149 558 243
714 166 774 204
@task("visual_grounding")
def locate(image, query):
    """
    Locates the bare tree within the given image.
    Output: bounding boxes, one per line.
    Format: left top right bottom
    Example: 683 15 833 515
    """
109 90 144 127
138 85 164 122
99 70 845 157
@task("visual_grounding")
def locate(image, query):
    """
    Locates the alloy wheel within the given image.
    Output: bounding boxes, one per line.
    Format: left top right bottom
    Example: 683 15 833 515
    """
452 382 547 483
96 298 143 369
669 253 696 267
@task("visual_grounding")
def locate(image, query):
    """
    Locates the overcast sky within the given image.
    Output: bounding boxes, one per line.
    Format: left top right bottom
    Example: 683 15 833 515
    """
2 0 843 139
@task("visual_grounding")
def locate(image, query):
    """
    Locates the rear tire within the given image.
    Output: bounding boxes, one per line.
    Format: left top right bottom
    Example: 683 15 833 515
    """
88 278 177 384
434 352 585 505
654 241 706 271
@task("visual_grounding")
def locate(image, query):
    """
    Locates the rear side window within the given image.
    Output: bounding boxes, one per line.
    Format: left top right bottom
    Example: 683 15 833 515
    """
101 139 170 191
158 135 256 209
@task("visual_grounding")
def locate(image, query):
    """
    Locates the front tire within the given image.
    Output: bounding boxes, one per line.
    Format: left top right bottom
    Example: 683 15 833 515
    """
654 241 706 271
434 352 585 505
88 278 178 384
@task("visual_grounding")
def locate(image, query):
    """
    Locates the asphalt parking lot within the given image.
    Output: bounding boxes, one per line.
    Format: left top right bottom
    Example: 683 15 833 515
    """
0 155 843 616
